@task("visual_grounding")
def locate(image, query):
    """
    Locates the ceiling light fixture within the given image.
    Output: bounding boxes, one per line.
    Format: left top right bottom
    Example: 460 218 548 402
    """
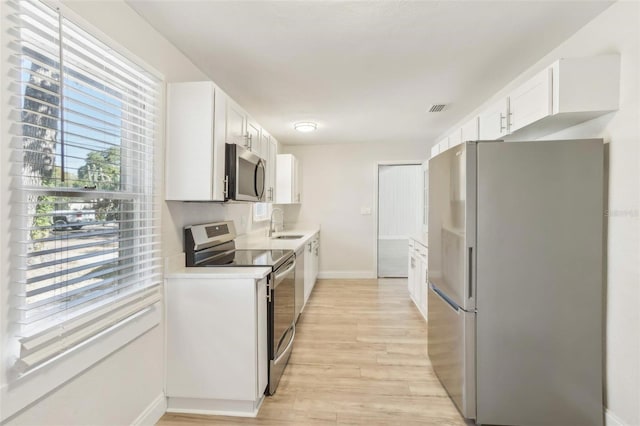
294 122 318 133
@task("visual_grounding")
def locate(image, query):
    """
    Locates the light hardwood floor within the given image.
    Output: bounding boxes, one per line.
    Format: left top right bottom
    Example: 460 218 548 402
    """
157 279 467 426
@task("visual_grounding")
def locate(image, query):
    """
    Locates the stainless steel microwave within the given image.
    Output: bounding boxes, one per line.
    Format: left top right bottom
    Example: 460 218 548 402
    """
224 143 266 202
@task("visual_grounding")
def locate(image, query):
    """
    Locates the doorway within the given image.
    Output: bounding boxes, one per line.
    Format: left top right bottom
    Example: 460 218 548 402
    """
377 163 423 277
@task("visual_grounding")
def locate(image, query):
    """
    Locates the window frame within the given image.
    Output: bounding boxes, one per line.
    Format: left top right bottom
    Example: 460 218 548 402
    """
0 1 164 420
253 202 272 223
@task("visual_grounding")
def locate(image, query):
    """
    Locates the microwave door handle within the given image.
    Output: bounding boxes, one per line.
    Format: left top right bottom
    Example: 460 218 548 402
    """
255 159 266 200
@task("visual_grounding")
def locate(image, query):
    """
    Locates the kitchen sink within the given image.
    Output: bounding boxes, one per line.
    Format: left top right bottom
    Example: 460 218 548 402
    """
272 235 304 240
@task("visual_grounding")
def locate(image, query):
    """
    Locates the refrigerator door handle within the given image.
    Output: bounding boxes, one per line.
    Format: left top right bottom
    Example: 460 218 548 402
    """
468 246 473 299
430 281 460 314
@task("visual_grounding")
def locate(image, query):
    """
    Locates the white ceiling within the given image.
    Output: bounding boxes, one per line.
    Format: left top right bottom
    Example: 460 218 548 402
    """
127 1 612 146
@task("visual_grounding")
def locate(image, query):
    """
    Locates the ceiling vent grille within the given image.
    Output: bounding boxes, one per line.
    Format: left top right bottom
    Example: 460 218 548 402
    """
428 104 446 112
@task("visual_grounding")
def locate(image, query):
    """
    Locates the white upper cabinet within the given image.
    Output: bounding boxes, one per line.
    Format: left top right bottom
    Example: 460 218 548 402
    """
166 81 226 201
430 143 440 158
433 55 619 152
276 154 300 204
448 129 463 148
552 55 619 115
257 127 270 160
263 134 278 203
437 137 449 153
508 67 552 134
246 118 261 155
225 98 247 147
479 98 509 140
492 55 619 141
166 81 276 201
461 116 479 142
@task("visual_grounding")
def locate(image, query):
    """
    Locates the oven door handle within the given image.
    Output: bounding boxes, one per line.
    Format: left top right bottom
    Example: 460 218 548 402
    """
273 260 295 287
274 324 295 365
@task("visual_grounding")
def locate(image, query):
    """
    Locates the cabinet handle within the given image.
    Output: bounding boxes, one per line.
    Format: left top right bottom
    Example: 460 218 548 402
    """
499 113 506 133
223 176 229 198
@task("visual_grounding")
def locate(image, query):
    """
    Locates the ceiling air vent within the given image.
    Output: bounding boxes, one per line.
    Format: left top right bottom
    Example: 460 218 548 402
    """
428 104 446 112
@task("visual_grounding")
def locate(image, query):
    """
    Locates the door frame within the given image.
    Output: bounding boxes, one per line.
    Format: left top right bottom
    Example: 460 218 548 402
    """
373 160 422 278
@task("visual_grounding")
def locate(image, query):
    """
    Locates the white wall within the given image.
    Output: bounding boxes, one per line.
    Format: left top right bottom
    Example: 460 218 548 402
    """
282 142 428 278
0 1 266 424
433 3 639 424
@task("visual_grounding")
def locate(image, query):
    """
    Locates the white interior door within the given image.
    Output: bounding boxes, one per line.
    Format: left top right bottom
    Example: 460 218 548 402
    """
378 164 422 277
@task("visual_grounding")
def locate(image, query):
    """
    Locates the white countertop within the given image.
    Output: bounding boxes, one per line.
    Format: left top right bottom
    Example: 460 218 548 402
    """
410 232 428 247
165 252 272 279
167 266 272 280
165 227 320 279
235 227 320 252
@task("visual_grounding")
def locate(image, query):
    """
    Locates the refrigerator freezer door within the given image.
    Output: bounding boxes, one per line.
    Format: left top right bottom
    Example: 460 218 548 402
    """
427 284 476 419
475 140 604 426
428 143 476 311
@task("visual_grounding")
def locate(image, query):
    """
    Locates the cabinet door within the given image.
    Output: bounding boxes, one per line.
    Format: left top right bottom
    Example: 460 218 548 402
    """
293 156 301 203
226 99 247 146
246 118 261 153
166 81 214 201
258 130 270 161
256 277 268 398
461 116 479 142
276 154 301 204
303 241 314 305
430 143 440 158
408 252 417 297
419 257 428 317
266 139 278 202
438 137 449 153
508 68 552 133
312 236 319 282
479 98 509 140
448 130 462 148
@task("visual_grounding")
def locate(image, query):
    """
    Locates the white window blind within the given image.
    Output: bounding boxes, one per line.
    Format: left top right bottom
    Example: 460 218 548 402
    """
8 0 162 373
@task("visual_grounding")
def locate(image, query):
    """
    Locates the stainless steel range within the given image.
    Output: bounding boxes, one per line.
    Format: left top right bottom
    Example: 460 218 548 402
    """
184 221 296 395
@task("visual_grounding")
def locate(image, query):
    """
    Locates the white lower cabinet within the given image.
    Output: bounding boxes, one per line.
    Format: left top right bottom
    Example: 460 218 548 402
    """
166 274 268 416
407 240 428 320
303 233 320 306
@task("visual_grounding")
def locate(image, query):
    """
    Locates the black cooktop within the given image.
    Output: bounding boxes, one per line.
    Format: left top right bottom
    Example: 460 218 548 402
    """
196 249 294 270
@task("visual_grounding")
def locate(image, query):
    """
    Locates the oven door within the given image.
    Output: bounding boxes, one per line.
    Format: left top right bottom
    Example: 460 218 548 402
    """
267 255 295 395
225 143 266 202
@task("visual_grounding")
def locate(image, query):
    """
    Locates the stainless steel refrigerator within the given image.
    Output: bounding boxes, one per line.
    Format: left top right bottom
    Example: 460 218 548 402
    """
428 139 604 426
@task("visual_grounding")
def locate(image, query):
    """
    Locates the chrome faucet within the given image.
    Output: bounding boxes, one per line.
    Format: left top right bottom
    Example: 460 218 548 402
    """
268 207 284 237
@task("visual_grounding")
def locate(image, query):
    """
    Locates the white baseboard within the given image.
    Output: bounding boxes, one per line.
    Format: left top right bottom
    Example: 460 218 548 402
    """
605 408 627 426
132 393 167 426
318 270 376 279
